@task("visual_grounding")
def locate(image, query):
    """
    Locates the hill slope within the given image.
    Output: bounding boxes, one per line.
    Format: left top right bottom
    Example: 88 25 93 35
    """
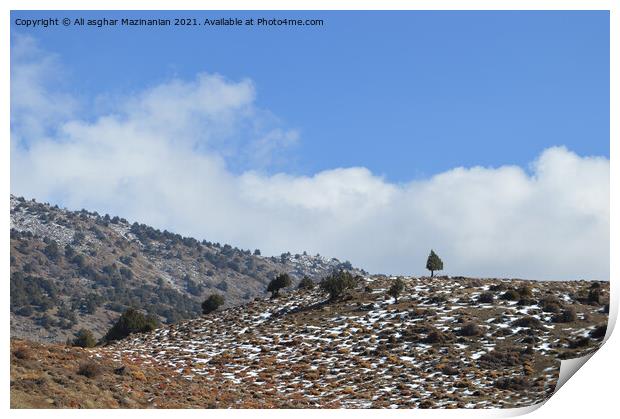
11 276 608 408
10 195 365 343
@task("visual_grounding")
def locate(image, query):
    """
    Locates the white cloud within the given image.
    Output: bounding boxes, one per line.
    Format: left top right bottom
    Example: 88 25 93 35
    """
10 37 609 280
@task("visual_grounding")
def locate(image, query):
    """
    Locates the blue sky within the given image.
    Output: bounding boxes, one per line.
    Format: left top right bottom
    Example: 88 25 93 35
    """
11 10 609 182
10 10 610 278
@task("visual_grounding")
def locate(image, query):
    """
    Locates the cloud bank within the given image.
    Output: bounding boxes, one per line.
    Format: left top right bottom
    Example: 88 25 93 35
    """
10 36 609 280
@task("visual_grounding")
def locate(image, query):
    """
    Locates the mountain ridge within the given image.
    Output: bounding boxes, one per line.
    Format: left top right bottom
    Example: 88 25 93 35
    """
10 194 366 343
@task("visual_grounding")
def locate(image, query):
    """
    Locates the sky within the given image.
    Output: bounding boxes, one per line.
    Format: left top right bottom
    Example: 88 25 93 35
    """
10 10 610 279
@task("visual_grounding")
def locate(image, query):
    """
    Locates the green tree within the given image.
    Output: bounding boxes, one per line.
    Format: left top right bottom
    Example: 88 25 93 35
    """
388 278 405 303
202 294 225 314
267 273 292 298
104 308 159 342
426 250 444 277
320 270 359 301
72 328 97 348
298 276 315 290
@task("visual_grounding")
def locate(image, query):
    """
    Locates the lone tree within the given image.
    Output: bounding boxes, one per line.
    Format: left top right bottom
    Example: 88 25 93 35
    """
320 270 359 301
267 273 292 298
426 250 444 277
202 293 225 314
388 278 405 304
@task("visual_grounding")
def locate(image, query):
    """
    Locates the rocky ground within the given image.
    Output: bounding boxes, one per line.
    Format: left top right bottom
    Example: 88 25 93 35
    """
11 276 609 409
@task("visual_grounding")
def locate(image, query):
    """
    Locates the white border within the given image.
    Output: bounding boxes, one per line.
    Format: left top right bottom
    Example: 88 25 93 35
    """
2 2 616 418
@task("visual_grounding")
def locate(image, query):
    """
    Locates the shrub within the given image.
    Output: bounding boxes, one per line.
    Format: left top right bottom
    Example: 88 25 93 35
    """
78 361 101 378
104 308 159 342
590 324 607 339
495 376 531 390
298 276 315 290
512 316 543 329
267 273 292 298
320 270 359 301
517 285 533 298
458 322 483 337
542 302 562 313
540 296 562 313
72 328 97 348
387 278 405 303
478 292 494 304
202 294 225 315
500 289 520 301
490 283 507 292
13 346 32 360
569 337 591 348
479 346 524 369
588 288 601 305
15 305 34 317
425 250 443 277
552 307 577 323
43 240 60 261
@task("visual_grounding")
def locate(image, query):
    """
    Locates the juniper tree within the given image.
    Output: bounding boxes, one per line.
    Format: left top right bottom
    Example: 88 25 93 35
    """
72 328 97 348
202 293 225 314
298 276 315 290
426 250 444 277
267 273 292 298
320 270 359 301
104 308 159 342
388 278 405 303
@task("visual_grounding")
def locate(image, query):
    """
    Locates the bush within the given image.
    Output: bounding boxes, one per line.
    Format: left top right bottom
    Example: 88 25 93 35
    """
500 289 520 301
478 292 494 304
387 278 405 303
15 305 34 317
588 288 601 305
495 376 531 390
517 285 533 298
202 294 225 315
552 307 577 323
320 270 359 301
13 346 32 360
458 322 483 337
43 240 60 261
590 324 607 339
267 273 292 298
512 316 543 329
72 328 97 348
490 283 507 292
298 276 315 290
104 308 159 342
540 296 562 313
78 361 101 378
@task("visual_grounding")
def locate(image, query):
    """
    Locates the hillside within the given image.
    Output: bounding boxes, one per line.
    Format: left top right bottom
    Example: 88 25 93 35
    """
10 195 365 343
11 276 609 408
